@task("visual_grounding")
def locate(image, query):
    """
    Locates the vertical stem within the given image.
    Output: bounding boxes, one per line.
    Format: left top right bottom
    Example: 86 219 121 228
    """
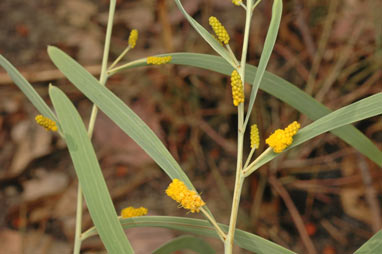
72 184 82 254
224 1 253 253
72 1 116 253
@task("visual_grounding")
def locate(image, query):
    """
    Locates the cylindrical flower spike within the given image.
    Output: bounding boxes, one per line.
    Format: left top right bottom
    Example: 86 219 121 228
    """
147 56 172 65
35 115 58 132
232 0 242 6
128 29 138 48
265 121 301 153
121 206 148 218
166 179 205 213
209 16 230 45
250 124 260 149
230 70 244 106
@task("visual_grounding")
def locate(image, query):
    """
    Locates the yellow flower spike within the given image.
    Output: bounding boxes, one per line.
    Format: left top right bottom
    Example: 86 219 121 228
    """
35 115 58 132
232 0 242 6
128 29 138 49
265 121 301 153
146 56 172 65
166 179 205 213
230 70 244 106
284 121 300 137
250 124 260 149
209 16 230 45
121 206 148 218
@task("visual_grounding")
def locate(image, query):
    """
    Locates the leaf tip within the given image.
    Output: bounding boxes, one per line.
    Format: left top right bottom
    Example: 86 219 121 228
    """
47 45 59 56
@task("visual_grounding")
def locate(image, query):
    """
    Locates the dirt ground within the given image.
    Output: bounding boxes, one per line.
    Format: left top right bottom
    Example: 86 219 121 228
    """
0 0 381 253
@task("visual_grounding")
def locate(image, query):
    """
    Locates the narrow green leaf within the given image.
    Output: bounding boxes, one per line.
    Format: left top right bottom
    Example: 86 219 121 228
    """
82 216 295 254
244 0 282 127
0 55 56 121
245 93 382 175
153 235 215 254
173 0 236 67
108 52 382 166
354 230 382 254
47 46 195 190
49 86 134 254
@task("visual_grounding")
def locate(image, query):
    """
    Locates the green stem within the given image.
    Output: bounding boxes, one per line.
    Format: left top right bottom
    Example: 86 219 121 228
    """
224 1 253 252
226 44 240 68
243 146 256 170
201 208 227 242
107 57 146 76
108 46 131 70
242 147 272 177
72 1 116 253
72 184 82 254
252 0 262 12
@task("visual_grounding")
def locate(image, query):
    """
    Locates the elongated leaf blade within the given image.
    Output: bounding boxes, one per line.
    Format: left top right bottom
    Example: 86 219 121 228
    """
354 230 382 254
153 235 215 254
47 46 195 189
82 216 295 254
246 93 382 174
49 86 134 254
244 0 282 127
108 52 382 166
173 0 235 67
0 55 56 120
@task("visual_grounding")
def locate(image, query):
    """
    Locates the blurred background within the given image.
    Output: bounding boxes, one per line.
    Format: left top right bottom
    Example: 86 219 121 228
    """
0 0 381 253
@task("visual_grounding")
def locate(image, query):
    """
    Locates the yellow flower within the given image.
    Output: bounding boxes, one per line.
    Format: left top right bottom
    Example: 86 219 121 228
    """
166 179 205 213
146 56 172 65
121 206 148 218
128 29 138 48
265 121 300 153
250 124 260 149
35 115 58 132
209 16 230 44
230 70 244 106
232 0 242 6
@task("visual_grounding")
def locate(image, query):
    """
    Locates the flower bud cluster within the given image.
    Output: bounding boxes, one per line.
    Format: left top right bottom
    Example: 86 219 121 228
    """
265 121 300 153
121 206 148 218
147 56 172 65
166 179 205 213
230 70 244 106
209 16 230 45
35 115 58 132
250 124 260 149
128 29 138 48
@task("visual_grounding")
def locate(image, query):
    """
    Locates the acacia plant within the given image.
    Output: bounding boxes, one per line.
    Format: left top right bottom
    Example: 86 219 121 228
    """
1 0 382 253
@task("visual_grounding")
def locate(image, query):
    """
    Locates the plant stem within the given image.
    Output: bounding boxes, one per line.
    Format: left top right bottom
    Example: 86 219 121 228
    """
243 146 256 170
73 184 82 254
201 207 227 242
224 1 253 252
252 0 262 12
224 145 244 253
243 147 272 177
108 46 131 70
226 44 240 68
107 58 146 76
72 1 116 253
